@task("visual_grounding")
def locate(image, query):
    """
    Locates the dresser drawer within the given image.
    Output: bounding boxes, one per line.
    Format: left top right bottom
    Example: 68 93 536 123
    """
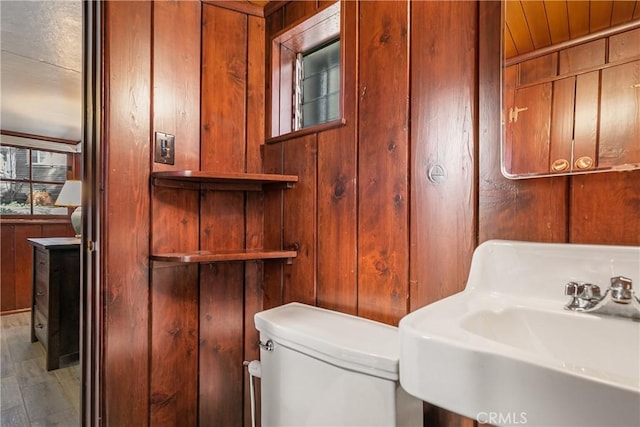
33 308 48 350
33 282 49 316
34 249 50 278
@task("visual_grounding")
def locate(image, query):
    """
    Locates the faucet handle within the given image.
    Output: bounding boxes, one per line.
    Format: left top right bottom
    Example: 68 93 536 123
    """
610 276 633 303
565 282 601 300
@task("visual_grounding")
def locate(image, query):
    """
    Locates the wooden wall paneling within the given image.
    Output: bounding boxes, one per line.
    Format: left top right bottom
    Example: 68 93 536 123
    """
477 0 568 245
550 78 577 172
13 225 43 316
282 135 317 306
200 5 248 171
409 0 478 309
609 28 640 61
1 225 16 312
199 5 247 426
509 82 553 175
284 0 317 25
262 142 284 310
319 0 338 8
244 14 266 427
262 2 284 314
72 152 82 179
572 71 599 167
0 222 74 313
410 2 478 426
558 39 605 74
316 0 358 315
102 1 151 424
243 257 263 427
247 15 267 176
41 223 74 238
203 0 265 18
149 266 198 426
149 1 201 425
569 171 640 245
266 8 283 138
517 53 558 85
198 262 244 426
356 0 409 325
598 60 640 167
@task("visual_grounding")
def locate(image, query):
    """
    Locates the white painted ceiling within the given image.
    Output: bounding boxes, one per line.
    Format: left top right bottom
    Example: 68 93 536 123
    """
1 0 82 142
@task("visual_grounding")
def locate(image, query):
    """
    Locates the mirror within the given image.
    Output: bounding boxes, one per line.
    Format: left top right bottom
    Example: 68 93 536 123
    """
501 1 640 179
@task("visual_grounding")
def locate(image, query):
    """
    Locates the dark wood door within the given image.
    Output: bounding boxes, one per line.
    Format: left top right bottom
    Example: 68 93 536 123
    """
505 82 552 175
599 60 640 167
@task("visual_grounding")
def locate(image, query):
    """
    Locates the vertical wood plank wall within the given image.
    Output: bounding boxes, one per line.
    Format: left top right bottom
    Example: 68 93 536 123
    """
149 1 201 425
264 1 479 324
199 5 247 426
357 0 410 325
95 0 640 425
0 221 75 313
102 1 151 425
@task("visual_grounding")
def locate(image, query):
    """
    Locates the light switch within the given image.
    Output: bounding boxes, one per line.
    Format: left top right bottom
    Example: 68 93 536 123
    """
154 132 175 165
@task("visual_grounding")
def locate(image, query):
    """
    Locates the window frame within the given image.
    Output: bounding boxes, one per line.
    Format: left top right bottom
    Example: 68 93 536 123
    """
268 1 343 140
0 144 75 218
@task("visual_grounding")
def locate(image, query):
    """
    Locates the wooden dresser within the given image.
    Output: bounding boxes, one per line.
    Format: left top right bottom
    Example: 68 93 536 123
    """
27 237 81 371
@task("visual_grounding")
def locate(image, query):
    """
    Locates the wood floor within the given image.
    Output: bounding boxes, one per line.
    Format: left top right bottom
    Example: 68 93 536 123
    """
0 312 79 426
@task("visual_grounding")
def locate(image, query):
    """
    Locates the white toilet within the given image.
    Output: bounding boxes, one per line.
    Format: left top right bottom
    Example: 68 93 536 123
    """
254 302 423 427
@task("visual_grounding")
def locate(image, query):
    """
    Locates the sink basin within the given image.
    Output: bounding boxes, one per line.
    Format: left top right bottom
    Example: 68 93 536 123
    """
399 240 640 427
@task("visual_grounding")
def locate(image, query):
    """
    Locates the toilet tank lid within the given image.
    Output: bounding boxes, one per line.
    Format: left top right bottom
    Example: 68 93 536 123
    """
254 302 400 380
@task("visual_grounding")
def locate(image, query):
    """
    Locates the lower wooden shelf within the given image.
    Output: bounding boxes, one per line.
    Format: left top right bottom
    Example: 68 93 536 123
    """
150 249 297 265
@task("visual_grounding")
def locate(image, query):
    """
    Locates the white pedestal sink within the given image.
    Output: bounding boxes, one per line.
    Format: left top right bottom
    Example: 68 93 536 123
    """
399 240 640 427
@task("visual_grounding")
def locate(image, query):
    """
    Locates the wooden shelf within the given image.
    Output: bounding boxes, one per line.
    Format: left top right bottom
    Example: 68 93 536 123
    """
151 170 298 191
150 249 297 264
150 171 297 266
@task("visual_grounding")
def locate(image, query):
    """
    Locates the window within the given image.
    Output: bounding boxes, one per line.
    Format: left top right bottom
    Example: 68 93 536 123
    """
295 39 341 130
271 2 341 138
0 146 69 215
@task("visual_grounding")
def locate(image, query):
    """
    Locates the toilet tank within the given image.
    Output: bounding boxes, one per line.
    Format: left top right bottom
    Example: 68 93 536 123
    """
254 302 422 427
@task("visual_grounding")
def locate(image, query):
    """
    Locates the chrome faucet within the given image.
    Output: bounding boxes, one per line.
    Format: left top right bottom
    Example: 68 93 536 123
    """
564 276 640 321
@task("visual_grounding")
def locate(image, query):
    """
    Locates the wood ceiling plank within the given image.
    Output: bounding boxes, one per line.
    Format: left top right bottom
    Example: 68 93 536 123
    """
544 0 571 45
611 0 638 26
504 26 518 59
505 0 535 55
568 0 591 38
590 0 613 33
522 0 552 49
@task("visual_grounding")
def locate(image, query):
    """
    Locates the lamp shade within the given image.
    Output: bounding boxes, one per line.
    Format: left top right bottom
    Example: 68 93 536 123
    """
55 180 81 207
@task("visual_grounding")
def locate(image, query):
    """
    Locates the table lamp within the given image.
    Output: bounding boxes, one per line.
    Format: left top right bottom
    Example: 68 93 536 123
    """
55 180 82 237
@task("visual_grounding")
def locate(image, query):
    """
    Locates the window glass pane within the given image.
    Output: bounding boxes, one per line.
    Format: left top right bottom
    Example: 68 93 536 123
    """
302 99 325 128
327 65 340 93
327 92 340 122
303 40 340 78
32 183 66 215
300 39 340 128
1 146 29 180
303 74 326 103
32 150 67 182
0 183 31 214
0 147 69 215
